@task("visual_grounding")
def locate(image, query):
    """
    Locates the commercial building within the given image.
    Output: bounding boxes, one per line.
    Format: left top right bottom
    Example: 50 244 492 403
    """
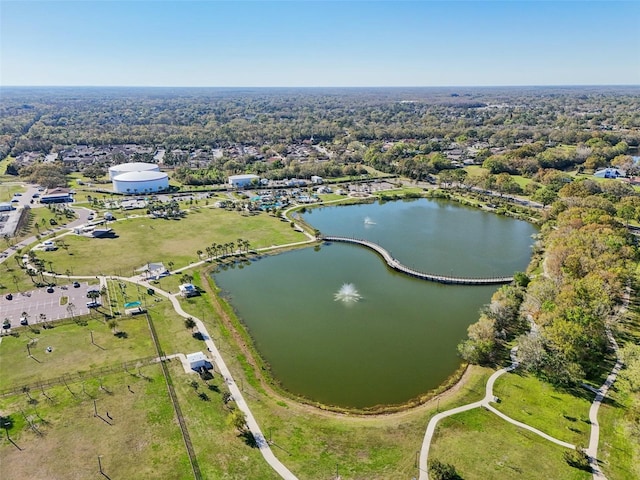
40 188 73 204
228 174 260 188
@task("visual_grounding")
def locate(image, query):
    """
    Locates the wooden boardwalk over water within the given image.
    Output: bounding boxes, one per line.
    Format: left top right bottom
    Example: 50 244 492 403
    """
321 236 513 285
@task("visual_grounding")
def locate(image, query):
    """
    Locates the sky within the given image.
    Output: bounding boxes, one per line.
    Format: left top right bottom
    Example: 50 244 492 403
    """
1 0 639 87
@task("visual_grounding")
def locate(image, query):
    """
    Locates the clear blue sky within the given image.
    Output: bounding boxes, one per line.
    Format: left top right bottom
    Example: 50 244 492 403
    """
1 1 638 87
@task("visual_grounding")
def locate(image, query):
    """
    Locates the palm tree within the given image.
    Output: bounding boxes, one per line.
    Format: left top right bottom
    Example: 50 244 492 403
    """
66 303 76 321
26 268 37 285
87 290 101 303
196 249 203 260
107 319 119 334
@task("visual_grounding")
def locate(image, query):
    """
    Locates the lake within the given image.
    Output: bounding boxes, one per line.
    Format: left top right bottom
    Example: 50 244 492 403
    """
213 198 537 408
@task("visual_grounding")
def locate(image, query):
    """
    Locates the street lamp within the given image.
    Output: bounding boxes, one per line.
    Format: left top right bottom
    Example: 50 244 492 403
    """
97 455 103 474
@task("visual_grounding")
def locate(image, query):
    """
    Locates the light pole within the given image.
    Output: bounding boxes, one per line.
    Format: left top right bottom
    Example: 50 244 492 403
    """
97 455 103 474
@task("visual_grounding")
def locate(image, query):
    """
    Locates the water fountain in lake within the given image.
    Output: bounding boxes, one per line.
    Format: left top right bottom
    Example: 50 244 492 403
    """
334 283 362 303
364 216 376 226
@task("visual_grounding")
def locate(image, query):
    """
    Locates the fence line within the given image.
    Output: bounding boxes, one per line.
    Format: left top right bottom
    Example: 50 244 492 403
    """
0 355 159 397
144 312 202 480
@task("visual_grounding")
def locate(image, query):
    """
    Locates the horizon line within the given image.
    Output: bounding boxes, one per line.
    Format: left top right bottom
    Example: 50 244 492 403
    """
2 83 639 89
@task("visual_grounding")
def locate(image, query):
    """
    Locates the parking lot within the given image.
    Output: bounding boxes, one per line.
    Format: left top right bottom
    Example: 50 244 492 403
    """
0 282 92 327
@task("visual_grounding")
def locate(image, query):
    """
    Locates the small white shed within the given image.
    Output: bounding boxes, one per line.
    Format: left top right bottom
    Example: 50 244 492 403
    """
186 352 208 370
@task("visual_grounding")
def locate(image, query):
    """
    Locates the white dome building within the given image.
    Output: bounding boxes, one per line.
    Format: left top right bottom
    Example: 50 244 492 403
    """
108 162 159 180
112 170 169 194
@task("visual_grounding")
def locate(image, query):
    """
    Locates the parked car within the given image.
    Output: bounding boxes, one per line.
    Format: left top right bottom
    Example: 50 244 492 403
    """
73 281 80 288
46 286 54 293
20 317 28 326
2 319 10 329
5 293 12 300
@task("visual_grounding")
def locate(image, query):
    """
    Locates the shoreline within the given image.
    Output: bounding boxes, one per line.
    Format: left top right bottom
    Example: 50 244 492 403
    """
204 260 482 418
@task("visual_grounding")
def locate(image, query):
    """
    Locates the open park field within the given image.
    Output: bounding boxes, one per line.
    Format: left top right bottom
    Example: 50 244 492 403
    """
37 207 308 276
0 316 156 392
0 365 192 480
429 407 591 480
491 372 592 446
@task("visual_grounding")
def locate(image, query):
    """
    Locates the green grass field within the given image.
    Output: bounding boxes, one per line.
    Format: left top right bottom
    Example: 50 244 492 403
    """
0 183 24 202
492 372 592 446
0 365 192 480
0 316 156 391
168 362 282 479
37 207 308 276
429 408 591 480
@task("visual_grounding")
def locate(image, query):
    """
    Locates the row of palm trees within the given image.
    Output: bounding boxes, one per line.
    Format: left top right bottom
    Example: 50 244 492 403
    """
197 238 251 262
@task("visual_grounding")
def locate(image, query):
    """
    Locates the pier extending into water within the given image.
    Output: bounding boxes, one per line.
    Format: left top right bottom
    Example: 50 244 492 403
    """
321 236 513 285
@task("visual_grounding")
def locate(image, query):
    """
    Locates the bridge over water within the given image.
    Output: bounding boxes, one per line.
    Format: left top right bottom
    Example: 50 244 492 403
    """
321 236 513 286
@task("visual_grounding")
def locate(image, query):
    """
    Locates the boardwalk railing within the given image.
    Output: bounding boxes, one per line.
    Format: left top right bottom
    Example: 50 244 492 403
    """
321 236 513 285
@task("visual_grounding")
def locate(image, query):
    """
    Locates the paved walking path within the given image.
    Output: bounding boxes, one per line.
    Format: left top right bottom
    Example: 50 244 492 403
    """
131 277 299 480
585 285 628 479
419 317 626 480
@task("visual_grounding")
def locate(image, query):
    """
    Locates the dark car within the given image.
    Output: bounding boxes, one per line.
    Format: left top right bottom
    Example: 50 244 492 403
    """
73 281 80 288
5 293 12 300
20 317 28 325
46 286 54 293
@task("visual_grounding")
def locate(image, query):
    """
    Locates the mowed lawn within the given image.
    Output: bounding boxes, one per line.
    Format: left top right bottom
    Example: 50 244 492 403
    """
492 372 592 446
0 366 192 480
0 317 155 391
429 408 591 480
38 207 308 276
168 362 282 480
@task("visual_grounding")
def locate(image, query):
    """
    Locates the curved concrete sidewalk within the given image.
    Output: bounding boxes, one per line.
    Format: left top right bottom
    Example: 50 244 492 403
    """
132 278 299 480
418 348 577 480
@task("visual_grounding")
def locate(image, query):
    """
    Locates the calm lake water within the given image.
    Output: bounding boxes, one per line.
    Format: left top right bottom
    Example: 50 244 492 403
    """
213 198 537 408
